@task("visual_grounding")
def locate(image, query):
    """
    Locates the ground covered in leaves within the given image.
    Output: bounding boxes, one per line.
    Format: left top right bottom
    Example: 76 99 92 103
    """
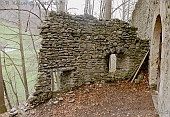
25 75 157 117
0 72 157 117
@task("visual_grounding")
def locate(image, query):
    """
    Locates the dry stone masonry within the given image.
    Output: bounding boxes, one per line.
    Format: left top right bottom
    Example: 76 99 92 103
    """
29 11 149 106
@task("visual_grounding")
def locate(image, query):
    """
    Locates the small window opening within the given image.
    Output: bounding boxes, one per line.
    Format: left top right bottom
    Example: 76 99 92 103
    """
109 54 116 73
51 70 61 92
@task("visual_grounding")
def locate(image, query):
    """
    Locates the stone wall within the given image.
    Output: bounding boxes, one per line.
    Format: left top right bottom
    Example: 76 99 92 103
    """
132 0 159 40
132 0 170 116
29 12 149 106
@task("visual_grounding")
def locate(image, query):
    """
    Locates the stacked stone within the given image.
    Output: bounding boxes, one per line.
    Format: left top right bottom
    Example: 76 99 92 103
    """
29 11 149 106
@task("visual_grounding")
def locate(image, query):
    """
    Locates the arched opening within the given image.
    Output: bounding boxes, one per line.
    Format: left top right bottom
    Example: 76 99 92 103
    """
150 15 162 92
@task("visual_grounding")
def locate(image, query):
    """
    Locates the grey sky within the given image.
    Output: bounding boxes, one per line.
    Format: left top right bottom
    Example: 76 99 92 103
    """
39 0 136 19
67 0 122 18
67 0 85 15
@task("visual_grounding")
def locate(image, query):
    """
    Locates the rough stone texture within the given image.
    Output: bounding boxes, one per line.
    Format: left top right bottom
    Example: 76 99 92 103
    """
132 0 170 116
132 0 159 41
29 12 149 106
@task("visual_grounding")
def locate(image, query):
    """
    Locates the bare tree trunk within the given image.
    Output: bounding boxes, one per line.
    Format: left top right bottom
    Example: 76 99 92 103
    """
92 0 95 16
84 0 92 15
104 0 112 20
17 0 29 100
122 0 126 20
29 27 39 61
99 0 105 19
3 79 12 109
57 0 67 12
0 51 7 114
127 0 130 20
3 53 19 107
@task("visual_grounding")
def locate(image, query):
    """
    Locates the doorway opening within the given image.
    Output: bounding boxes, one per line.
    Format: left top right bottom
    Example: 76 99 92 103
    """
150 15 162 92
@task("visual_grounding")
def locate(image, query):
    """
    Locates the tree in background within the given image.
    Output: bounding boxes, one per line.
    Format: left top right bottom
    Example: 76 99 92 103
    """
98 0 112 20
17 0 29 100
0 0 65 109
0 0 45 108
0 47 7 114
56 0 67 12
99 0 106 19
104 0 112 20
84 0 92 15
97 0 137 21
122 0 126 20
121 0 137 21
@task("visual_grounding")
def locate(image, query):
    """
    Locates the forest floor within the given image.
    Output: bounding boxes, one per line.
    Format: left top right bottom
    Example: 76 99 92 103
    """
25 72 158 117
1 72 158 117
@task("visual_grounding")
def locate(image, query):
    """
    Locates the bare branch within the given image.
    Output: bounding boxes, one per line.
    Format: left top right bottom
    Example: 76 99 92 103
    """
47 0 55 11
111 0 128 15
0 8 43 22
35 0 48 15
1 50 24 87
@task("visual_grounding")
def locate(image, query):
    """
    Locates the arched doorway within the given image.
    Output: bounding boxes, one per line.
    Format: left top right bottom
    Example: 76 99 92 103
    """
150 15 162 92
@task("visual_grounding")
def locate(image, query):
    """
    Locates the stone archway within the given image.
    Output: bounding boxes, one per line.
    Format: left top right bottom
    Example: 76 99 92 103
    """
149 15 162 91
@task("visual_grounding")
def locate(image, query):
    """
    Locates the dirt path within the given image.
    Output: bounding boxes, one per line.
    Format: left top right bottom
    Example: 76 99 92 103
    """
27 76 157 117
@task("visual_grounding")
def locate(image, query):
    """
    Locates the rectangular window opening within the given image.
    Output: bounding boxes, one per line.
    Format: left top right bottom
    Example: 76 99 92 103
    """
51 70 61 92
109 54 116 73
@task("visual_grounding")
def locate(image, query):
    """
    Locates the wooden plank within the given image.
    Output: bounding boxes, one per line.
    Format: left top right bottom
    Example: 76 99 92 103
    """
131 51 149 83
126 66 138 82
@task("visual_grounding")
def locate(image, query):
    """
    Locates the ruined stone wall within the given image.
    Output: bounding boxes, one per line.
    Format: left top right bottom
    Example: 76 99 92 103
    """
132 0 162 86
132 0 170 116
132 0 159 40
29 12 149 106
158 1 170 116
